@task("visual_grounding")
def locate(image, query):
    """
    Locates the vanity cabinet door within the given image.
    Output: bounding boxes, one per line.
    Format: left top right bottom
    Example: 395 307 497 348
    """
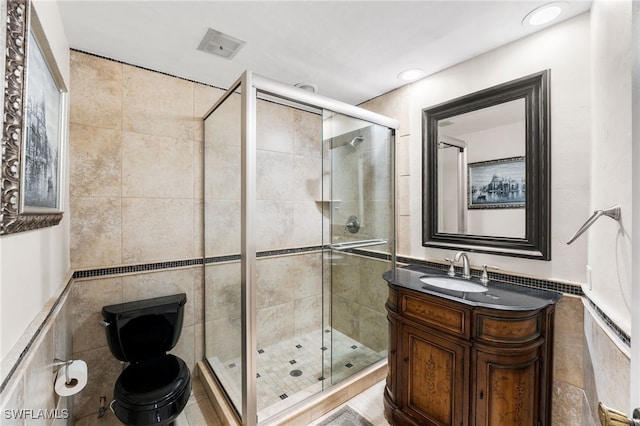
473 349 541 426
401 324 469 426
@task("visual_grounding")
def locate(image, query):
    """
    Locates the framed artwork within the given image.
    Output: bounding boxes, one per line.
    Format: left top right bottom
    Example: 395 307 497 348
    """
2 0 68 235
468 156 525 209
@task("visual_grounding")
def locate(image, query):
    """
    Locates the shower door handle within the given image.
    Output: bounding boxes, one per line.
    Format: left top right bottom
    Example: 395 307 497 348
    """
329 239 388 251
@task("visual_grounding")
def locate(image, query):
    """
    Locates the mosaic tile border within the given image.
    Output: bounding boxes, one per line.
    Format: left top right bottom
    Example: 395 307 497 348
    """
585 297 631 348
74 246 326 279
70 247 630 357
350 248 392 261
73 258 203 278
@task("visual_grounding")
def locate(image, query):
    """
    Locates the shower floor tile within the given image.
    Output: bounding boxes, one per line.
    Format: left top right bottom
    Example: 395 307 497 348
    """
207 327 385 420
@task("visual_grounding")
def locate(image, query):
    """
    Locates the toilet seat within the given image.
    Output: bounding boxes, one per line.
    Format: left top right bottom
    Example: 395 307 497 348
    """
112 355 191 425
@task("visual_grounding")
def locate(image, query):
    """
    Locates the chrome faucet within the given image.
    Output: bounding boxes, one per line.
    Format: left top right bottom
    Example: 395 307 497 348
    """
454 251 471 279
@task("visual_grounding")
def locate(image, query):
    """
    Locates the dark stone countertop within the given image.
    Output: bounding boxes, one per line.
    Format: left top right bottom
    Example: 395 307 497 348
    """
383 265 562 311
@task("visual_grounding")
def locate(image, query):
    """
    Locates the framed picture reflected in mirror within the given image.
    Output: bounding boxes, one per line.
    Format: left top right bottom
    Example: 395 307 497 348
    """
468 156 525 209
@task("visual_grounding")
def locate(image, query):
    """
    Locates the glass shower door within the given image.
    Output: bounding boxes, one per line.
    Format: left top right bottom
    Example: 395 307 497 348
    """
202 71 397 426
323 111 395 385
203 89 243 414
253 95 326 422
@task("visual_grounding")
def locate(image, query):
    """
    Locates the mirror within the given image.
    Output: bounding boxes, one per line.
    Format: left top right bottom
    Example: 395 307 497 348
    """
422 70 550 259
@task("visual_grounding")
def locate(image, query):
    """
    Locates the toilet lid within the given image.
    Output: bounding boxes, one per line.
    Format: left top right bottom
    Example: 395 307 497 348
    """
115 355 191 408
118 315 174 362
102 294 186 363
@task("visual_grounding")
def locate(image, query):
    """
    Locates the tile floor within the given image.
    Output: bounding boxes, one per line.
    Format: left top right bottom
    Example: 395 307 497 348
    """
311 380 390 425
208 327 386 420
74 376 390 425
74 377 224 426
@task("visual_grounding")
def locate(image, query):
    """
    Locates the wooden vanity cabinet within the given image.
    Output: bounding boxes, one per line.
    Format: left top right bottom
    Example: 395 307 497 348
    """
384 286 555 426
400 322 470 426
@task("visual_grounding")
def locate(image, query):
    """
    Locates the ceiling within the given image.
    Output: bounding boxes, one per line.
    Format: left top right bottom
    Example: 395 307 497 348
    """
442 98 525 137
56 1 591 105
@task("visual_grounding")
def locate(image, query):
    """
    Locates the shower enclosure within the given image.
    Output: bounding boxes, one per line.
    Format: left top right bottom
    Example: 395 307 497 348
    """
203 71 396 425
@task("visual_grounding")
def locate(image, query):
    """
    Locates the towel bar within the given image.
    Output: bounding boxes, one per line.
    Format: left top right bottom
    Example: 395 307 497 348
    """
567 205 621 245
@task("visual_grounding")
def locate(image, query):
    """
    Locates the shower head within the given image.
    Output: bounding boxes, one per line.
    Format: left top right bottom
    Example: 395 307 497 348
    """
347 136 364 151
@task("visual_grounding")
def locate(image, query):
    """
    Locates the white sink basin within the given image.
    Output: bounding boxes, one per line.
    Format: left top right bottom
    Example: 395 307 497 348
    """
420 276 488 293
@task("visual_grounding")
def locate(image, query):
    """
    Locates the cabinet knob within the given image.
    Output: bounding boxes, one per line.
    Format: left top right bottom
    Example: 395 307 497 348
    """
479 390 484 400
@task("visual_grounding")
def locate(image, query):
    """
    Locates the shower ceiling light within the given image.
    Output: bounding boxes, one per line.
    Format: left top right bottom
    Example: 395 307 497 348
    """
294 82 318 93
398 69 426 82
523 2 566 27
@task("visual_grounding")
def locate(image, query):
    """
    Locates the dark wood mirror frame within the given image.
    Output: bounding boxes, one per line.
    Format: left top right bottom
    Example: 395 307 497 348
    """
422 70 550 260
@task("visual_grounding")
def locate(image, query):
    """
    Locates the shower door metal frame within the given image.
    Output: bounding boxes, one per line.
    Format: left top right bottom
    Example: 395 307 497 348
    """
439 135 468 234
204 70 398 426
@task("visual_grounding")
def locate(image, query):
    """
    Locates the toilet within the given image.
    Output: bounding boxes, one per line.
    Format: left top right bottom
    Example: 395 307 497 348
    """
102 293 191 426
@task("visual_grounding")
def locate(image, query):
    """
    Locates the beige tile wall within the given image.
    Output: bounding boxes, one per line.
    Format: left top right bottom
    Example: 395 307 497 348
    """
551 296 595 425
332 254 390 352
359 87 411 255
69 51 223 269
204 252 323 363
203 93 323 257
328 125 394 247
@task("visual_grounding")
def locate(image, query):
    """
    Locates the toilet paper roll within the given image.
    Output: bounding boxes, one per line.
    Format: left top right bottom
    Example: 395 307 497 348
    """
54 360 88 397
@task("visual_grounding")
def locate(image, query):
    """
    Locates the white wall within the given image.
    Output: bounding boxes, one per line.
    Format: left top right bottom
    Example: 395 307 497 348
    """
579 1 635 413
405 13 591 283
584 0 633 335
460 121 526 238
0 0 70 362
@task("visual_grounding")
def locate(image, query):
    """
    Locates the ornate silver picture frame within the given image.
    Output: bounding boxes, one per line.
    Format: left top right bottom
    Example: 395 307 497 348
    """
2 0 68 235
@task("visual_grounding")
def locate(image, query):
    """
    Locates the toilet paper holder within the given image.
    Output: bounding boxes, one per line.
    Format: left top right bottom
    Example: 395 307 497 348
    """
53 358 76 385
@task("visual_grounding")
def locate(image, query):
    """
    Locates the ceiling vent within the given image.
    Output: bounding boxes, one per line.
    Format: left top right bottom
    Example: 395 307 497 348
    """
197 28 245 60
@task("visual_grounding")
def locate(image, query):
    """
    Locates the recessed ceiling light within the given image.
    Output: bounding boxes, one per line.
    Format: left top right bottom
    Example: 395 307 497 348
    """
398 69 426 82
523 2 566 27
